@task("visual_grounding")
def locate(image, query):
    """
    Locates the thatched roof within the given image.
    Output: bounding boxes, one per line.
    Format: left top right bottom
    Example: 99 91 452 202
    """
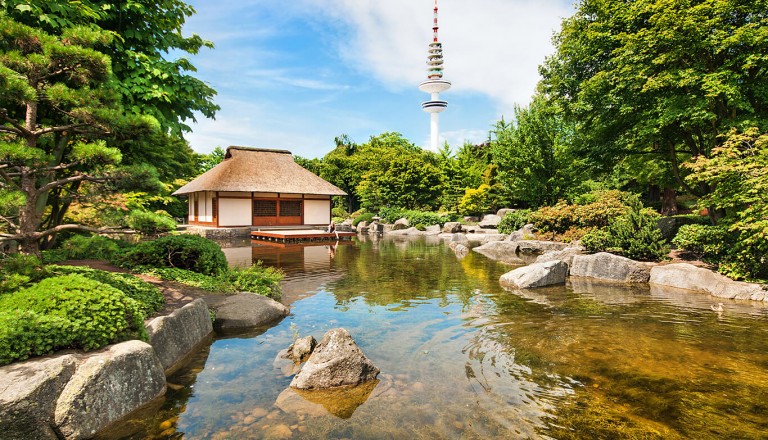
173 147 346 196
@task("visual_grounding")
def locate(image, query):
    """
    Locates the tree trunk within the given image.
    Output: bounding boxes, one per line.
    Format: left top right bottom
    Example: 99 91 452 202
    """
661 187 678 216
18 167 42 255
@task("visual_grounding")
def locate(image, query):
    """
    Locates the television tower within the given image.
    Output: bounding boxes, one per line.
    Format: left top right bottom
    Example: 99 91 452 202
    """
419 0 451 150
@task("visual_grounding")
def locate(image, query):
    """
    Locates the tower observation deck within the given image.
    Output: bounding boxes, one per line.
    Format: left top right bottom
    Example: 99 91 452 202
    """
419 0 451 150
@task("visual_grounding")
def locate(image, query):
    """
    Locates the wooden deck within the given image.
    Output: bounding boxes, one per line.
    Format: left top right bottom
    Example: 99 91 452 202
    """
250 229 356 243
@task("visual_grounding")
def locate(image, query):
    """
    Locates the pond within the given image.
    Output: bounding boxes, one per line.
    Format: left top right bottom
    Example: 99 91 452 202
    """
116 236 768 439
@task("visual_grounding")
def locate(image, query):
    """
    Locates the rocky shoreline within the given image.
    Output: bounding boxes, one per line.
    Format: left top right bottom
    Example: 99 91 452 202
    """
0 277 290 440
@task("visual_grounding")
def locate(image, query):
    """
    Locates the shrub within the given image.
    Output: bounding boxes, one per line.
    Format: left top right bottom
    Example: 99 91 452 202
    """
140 267 233 292
60 234 126 261
353 212 376 226
378 207 406 224
0 254 48 294
121 234 228 276
331 206 349 219
582 206 669 261
49 266 165 315
0 274 146 365
227 262 284 298
528 201 576 235
458 184 491 216
497 209 531 234
127 210 177 235
672 224 729 262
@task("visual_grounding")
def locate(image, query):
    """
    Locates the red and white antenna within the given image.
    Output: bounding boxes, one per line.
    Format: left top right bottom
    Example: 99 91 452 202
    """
419 0 451 150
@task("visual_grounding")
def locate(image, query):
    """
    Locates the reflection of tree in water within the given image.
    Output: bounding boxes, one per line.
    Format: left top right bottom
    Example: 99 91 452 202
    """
328 238 503 309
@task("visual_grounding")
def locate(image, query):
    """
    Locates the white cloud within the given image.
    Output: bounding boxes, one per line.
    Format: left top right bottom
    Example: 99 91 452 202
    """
304 0 573 116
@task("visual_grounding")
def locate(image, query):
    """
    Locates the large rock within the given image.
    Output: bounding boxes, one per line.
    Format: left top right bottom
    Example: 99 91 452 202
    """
0 354 77 440
282 336 317 363
54 341 166 439
146 298 213 373
208 293 290 334
473 241 525 264
535 244 585 268
392 218 410 230
388 227 424 236
424 224 441 235
290 328 380 390
571 252 653 283
480 234 508 244
478 214 502 229
507 224 536 241
499 261 569 289
442 222 462 233
448 233 469 250
356 221 368 233
650 263 767 301
496 208 515 218
516 240 569 256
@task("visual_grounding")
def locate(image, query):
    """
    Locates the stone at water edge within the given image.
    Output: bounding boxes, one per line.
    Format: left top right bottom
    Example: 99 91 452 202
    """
442 222 462 234
282 336 317 363
0 354 78 440
392 218 410 230
290 328 380 390
499 260 569 289
209 293 290 334
571 252 652 283
478 214 502 229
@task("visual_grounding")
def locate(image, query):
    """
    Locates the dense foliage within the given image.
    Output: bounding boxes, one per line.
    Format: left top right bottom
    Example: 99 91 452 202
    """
121 234 228 276
126 210 177 235
142 263 283 299
582 204 669 261
497 209 531 234
0 274 146 365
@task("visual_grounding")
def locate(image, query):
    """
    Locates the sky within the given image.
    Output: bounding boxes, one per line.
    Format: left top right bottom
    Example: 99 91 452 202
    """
181 0 576 158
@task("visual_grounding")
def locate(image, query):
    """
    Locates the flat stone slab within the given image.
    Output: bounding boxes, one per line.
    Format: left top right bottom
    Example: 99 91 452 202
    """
473 241 525 264
650 263 767 301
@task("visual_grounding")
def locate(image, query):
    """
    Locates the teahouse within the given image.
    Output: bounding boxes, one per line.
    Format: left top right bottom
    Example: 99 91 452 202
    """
173 147 346 228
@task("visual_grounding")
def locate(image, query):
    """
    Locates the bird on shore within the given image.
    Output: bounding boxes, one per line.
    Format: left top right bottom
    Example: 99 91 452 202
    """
711 303 724 312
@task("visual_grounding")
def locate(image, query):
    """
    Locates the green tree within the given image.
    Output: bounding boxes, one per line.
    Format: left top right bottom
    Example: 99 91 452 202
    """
684 128 768 279
196 146 225 174
0 14 161 253
540 0 768 204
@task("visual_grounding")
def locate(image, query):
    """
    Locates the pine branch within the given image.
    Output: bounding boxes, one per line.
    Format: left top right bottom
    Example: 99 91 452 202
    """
36 174 109 196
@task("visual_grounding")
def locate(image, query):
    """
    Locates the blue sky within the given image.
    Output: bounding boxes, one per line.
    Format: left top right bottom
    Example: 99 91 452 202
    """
182 0 575 158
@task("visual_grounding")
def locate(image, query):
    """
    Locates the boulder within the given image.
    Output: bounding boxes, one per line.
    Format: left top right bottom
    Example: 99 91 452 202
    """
282 336 317 363
478 214 502 229
146 298 213 373
463 216 480 223
570 252 653 283
290 328 380 390
208 293 290 334
650 263 767 301
499 261 569 289
496 208 514 218
448 233 469 250
356 221 368 232
392 218 410 230
54 341 166 440
465 233 490 247
472 241 525 264
442 222 462 234
0 354 77 440
480 234 508 244
277 379 378 419
425 224 441 235
388 227 424 236
535 244 585 268
517 240 569 256
453 244 469 259
507 224 536 241
338 219 354 232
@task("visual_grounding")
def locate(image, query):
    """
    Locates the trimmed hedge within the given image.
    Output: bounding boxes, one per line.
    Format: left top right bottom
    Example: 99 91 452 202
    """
60 234 126 262
497 209 531 234
0 274 146 365
121 234 228 276
49 265 165 316
127 209 176 235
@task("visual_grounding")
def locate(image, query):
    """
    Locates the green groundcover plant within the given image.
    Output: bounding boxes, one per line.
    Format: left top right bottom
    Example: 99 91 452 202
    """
0 274 147 365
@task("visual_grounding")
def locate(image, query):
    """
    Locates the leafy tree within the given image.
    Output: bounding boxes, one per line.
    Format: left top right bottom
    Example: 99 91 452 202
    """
196 146 225 174
320 134 363 213
490 96 578 209
683 128 768 279
540 0 768 204
2 0 219 134
357 152 443 211
0 14 157 253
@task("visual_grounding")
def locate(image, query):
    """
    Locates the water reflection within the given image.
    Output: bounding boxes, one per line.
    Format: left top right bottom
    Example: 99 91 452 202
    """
124 237 768 439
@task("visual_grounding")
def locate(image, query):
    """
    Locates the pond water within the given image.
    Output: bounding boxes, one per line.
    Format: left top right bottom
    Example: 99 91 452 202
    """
116 236 768 439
